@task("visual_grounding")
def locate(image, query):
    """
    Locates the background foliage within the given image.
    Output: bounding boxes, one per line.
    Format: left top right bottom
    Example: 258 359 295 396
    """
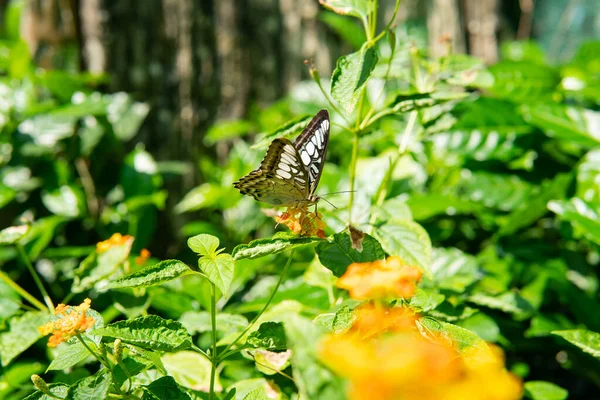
1 0 600 399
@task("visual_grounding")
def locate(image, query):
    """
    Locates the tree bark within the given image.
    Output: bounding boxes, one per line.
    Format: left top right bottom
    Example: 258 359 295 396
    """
427 0 466 58
463 0 499 63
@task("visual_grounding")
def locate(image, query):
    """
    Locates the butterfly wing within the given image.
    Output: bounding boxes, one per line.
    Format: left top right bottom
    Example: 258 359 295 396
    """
234 138 309 206
294 109 330 194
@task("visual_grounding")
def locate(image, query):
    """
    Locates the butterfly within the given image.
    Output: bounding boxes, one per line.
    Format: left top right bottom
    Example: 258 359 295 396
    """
234 109 330 207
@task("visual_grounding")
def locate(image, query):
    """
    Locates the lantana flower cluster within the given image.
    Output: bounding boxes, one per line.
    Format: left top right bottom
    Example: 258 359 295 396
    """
275 206 326 238
38 298 95 348
320 257 522 400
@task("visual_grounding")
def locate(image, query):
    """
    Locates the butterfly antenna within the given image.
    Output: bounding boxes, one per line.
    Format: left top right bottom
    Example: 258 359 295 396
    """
319 190 357 197
319 197 338 209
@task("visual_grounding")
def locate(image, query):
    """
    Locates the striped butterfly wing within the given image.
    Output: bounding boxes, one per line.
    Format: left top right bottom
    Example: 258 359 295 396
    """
294 109 330 194
233 138 310 206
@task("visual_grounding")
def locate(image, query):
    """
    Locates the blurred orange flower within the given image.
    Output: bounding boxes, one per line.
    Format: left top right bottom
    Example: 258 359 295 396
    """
135 248 151 265
96 233 134 253
337 256 422 300
275 206 326 238
320 325 522 400
38 298 95 347
349 303 418 339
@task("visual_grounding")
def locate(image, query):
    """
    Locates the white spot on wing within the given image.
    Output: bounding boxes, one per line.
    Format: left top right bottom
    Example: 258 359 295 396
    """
301 151 311 165
278 162 290 172
306 142 315 155
323 120 329 130
277 170 292 179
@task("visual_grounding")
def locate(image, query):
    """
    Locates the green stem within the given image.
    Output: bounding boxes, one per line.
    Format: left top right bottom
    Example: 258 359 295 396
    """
76 335 123 395
218 250 295 363
314 75 351 126
370 0 378 39
191 344 211 361
16 244 54 311
208 283 218 400
0 270 47 312
347 130 360 224
371 0 402 44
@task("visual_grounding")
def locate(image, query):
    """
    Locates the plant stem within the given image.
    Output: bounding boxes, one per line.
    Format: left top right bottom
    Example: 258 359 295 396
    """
76 334 124 395
372 0 402 43
16 244 54 311
208 282 218 400
217 250 295 363
370 0 379 40
0 270 47 312
314 75 351 126
347 130 360 224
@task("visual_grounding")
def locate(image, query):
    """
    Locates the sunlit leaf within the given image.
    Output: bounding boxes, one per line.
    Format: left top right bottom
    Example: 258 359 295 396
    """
316 232 385 277
552 329 600 360
524 381 568 400
106 260 194 290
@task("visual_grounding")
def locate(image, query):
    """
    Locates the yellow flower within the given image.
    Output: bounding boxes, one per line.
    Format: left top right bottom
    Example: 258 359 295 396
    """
135 248 151 265
96 233 134 253
349 303 418 339
337 256 422 300
275 206 326 238
38 299 96 348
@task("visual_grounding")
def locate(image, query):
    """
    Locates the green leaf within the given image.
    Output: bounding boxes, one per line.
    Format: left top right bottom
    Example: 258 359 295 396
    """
46 340 90 372
430 247 479 292
106 93 150 141
468 292 535 316
418 318 487 353
188 234 234 296
524 381 568 400
179 311 248 335
409 289 445 312
162 351 214 392
91 315 192 352
0 280 21 319
331 45 378 115
252 348 292 376
251 115 313 149
247 322 287 351
142 376 191 400
332 305 356 334
318 0 372 20
315 232 385 277
458 313 500 343
187 234 220 256
456 171 536 212
175 183 237 213
233 233 322 260
501 41 546 64
520 104 600 148
488 61 559 102
65 368 111 400
243 387 268 400
319 11 366 50
373 219 432 278
548 198 600 245
577 148 600 203
0 225 29 245
106 260 193 290
0 311 47 366
551 329 600 359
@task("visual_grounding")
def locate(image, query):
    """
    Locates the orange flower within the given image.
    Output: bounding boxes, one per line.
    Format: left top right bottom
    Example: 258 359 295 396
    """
96 233 134 253
337 257 422 300
349 303 419 339
275 206 326 238
38 299 96 347
319 322 522 400
135 248 151 265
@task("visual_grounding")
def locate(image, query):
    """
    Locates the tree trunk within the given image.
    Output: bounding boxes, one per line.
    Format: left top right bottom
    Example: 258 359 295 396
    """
427 0 466 58
463 0 499 63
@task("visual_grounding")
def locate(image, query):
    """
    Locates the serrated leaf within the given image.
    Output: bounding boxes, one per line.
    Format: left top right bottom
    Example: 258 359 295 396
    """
488 61 559 102
468 292 535 316
142 376 191 400
65 368 111 400
577 148 600 202
456 171 536 212
106 260 193 290
524 381 568 400
331 45 378 115
252 115 312 149
46 340 90 371
316 232 385 277
233 233 322 260
162 351 214 392
243 387 268 400
548 198 600 245
409 289 445 312
458 313 500 343
551 329 600 359
188 234 234 296
374 219 432 278
91 315 192 352
332 305 355 334
253 348 292 376
0 225 29 245
0 311 47 366
247 322 287 350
